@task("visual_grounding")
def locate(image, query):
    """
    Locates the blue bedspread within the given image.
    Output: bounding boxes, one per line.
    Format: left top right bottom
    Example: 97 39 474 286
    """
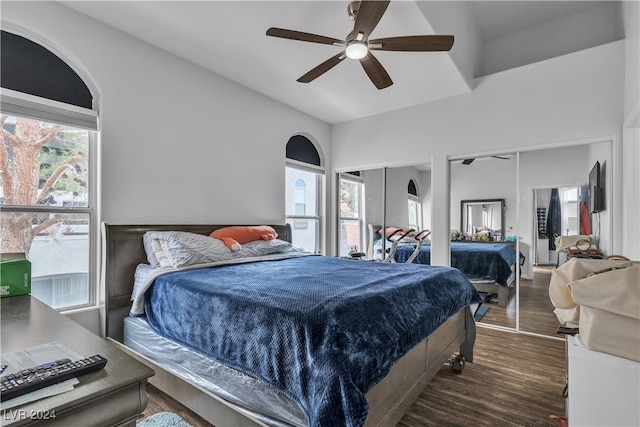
143 255 480 427
395 242 518 287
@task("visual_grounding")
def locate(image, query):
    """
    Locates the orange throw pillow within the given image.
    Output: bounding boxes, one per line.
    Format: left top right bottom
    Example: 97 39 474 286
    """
210 225 278 251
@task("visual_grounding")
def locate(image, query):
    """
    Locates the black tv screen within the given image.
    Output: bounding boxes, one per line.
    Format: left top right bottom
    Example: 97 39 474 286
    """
589 161 604 213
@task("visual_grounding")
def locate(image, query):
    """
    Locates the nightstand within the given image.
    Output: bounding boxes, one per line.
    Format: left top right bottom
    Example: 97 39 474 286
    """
1 296 154 426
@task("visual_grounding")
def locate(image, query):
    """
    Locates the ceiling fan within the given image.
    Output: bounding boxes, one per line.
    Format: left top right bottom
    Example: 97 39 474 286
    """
266 0 454 90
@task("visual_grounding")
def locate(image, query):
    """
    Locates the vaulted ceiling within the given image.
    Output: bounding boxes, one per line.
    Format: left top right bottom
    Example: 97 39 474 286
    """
60 1 622 124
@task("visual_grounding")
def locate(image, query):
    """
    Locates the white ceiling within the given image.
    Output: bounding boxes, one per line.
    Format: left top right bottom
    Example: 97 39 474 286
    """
59 1 615 124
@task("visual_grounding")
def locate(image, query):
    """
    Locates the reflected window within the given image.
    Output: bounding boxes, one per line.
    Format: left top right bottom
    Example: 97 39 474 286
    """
339 172 364 257
408 179 421 231
561 187 579 235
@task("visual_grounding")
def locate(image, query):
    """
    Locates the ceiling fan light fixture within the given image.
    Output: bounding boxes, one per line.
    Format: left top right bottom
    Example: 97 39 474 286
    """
345 40 368 59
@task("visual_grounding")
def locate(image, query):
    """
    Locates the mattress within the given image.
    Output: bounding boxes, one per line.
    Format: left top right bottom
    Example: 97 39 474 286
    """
124 316 306 427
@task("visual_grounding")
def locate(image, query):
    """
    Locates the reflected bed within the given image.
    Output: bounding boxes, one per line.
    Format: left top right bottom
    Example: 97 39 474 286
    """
368 225 520 308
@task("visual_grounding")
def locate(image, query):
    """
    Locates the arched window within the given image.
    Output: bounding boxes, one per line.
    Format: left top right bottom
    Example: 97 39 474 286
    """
1 30 98 310
285 135 324 253
408 179 421 231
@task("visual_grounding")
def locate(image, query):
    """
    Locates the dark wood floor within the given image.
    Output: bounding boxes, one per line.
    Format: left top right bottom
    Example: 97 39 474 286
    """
476 265 561 338
138 266 566 426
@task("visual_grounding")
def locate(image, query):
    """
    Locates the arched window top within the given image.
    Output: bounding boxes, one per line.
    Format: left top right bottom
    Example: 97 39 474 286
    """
1 31 93 109
408 179 419 197
286 135 321 167
295 179 306 188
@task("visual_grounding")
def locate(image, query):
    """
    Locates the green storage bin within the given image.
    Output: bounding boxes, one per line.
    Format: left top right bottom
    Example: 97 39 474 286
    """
0 253 31 297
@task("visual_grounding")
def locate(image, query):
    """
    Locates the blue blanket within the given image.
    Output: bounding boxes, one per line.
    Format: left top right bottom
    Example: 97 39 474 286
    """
143 255 480 427
395 242 518 287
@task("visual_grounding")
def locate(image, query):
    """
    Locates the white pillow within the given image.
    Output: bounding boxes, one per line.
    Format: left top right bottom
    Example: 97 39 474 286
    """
150 238 173 268
131 263 156 301
239 239 292 257
147 231 238 268
143 232 160 267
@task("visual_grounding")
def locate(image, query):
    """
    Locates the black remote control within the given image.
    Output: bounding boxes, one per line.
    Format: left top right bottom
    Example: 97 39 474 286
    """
0 355 107 402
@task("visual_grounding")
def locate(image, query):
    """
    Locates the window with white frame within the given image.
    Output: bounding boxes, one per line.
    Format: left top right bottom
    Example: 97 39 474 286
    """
285 135 324 253
560 186 579 236
408 179 421 231
1 30 98 311
338 172 365 257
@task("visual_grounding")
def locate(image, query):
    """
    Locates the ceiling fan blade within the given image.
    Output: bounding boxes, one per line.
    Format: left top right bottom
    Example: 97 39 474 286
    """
297 52 346 83
266 28 344 46
352 0 390 40
369 35 454 52
359 52 393 90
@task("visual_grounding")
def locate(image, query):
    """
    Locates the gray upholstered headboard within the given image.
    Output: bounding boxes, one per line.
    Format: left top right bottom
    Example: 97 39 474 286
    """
101 223 292 342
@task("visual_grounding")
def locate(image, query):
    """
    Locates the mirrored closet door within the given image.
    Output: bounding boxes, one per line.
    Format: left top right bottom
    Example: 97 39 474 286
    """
517 141 611 337
450 155 518 331
338 165 432 262
449 139 612 338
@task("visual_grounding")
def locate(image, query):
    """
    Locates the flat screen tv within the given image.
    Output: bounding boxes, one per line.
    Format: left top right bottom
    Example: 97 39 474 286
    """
589 161 604 213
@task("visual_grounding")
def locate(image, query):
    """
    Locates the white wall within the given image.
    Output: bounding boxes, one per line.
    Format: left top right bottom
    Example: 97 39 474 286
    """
484 3 623 76
419 169 432 232
622 1 640 260
2 1 332 227
623 1 640 118
332 41 625 265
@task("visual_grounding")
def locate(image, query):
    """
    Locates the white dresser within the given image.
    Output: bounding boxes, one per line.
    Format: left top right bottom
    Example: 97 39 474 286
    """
566 335 640 426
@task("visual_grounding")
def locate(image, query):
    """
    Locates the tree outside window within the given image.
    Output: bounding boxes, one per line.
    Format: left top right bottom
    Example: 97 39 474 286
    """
339 174 364 257
1 114 92 309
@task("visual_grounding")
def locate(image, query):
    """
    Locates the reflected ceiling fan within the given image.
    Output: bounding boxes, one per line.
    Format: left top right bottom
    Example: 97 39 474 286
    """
462 155 512 165
266 0 454 90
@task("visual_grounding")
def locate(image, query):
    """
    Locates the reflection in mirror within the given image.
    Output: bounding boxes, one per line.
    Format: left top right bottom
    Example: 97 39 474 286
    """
518 141 610 338
459 199 505 240
358 165 431 261
338 172 365 257
450 155 517 331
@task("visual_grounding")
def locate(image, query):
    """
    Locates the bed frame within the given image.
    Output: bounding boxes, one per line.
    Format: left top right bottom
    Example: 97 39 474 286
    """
102 222 476 427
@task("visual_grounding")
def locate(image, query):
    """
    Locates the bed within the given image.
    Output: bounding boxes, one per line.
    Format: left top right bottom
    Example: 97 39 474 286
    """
103 223 481 427
368 225 519 308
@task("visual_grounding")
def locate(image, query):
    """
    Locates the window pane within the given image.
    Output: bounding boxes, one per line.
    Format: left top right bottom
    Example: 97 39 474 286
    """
290 218 320 253
1 116 89 207
1 211 90 308
286 167 321 253
286 168 317 216
408 199 420 231
1 115 92 310
340 179 360 219
339 219 362 257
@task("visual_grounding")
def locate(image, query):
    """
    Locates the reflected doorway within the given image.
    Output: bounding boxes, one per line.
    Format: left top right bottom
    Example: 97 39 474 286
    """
532 186 584 266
